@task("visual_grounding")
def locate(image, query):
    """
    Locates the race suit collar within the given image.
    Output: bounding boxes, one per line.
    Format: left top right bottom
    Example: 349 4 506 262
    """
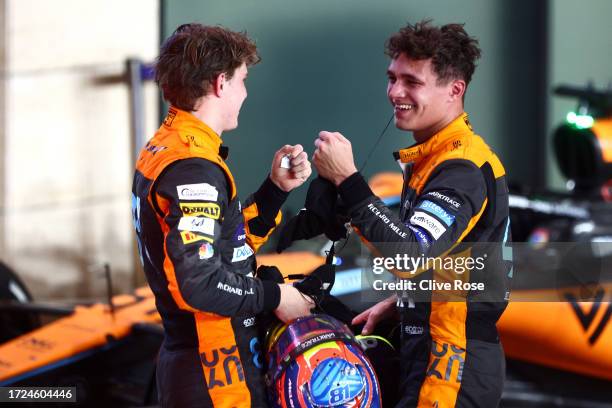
162 106 226 159
393 112 473 164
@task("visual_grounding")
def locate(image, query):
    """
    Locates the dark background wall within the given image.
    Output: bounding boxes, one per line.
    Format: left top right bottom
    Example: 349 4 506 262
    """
547 0 612 189
161 0 555 210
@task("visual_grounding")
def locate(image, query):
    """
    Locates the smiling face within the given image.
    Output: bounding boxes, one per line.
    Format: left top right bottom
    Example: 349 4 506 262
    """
221 63 249 132
387 53 463 142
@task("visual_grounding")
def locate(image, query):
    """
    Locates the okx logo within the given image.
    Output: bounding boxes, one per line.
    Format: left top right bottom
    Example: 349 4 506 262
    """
200 345 245 389
426 341 465 383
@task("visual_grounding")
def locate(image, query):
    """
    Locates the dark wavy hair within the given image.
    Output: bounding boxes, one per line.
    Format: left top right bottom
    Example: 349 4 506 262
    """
385 20 481 86
155 23 261 111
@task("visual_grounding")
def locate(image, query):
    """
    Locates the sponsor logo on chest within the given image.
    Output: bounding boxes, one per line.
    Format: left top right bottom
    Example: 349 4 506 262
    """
233 223 246 243
232 243 254 262
180 202 220 219
178 216 215 236
198 243 214 259
410 211 446 240
418 200 456 226
180 230 213 245
176 183 218 201
425 191 461 209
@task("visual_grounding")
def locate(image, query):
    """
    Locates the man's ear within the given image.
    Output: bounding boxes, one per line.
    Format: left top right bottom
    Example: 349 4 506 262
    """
449 79 466 102
211 72 226 97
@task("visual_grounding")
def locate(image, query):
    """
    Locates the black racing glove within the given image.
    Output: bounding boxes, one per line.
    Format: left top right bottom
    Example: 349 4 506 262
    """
291 263 335 303
276 177 349 253
291 264 356 324
255 264 284 284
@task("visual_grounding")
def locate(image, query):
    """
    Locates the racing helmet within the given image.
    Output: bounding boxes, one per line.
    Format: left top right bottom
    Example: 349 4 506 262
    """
265 314 381 408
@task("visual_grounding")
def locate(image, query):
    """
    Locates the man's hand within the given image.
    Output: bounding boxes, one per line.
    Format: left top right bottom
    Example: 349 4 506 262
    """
312 131 358 186
351 295 397 335
270 145 312 192
274 284 315 323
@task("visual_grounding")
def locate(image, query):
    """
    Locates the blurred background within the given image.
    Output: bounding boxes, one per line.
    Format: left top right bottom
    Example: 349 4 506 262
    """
0 0 610 300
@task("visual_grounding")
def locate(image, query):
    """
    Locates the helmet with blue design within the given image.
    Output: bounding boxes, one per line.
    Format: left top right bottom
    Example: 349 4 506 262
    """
265 314 381 408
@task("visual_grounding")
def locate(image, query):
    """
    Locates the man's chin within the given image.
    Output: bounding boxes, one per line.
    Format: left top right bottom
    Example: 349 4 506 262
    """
394 117 415 132
225 121 239 132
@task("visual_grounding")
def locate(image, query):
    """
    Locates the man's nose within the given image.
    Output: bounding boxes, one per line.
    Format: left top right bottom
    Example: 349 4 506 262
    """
388 82 405 99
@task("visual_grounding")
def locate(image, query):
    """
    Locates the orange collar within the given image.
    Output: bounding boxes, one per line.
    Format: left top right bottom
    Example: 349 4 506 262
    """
162 106 225 157
393 112 473 163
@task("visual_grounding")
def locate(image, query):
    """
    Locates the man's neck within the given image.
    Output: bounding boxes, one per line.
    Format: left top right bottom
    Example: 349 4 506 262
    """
190 101 223 136
413 106 464 143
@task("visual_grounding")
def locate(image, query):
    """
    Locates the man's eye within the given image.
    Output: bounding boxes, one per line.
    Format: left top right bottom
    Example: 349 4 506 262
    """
388 76 396 83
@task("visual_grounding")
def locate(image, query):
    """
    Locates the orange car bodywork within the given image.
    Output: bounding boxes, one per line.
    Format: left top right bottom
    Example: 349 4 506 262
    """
500 290 612 381
0 287 161 383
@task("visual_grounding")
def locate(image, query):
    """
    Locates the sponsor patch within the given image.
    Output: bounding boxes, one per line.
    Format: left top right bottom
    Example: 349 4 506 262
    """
233 223 246 243
425 191 462 210
179 202 220 219
418 200 455 227
216 282 254 296
410 211 446 240
243 317 256 328
143 142 167 155
178 216 215 235
180 230 212 245
177 183 218 201
450 139 462 151
232 243 254 262
198 243 214 260
404 325 424 335
398 147 422 163
163 108 177 127
407 225 432 250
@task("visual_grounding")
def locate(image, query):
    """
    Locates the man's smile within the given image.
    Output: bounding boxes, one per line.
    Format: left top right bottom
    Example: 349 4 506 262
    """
395 103 415 110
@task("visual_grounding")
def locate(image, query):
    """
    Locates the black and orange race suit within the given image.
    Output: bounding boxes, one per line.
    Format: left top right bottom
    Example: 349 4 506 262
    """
132 107 285 407
338 113 512 407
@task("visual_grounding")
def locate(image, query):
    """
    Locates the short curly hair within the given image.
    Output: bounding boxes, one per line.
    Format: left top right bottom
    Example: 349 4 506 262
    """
385 20 481 86
155 23 261 111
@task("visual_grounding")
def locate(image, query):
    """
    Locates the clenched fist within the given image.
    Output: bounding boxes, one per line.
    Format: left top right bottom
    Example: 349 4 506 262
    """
270 144 312 192
313 131 358 186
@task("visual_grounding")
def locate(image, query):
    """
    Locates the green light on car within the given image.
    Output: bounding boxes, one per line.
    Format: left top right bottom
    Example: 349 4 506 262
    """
566 111 594 129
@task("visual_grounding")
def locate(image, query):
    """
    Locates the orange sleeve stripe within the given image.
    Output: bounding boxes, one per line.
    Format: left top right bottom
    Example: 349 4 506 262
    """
242 202 282 253
457 197 487 243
